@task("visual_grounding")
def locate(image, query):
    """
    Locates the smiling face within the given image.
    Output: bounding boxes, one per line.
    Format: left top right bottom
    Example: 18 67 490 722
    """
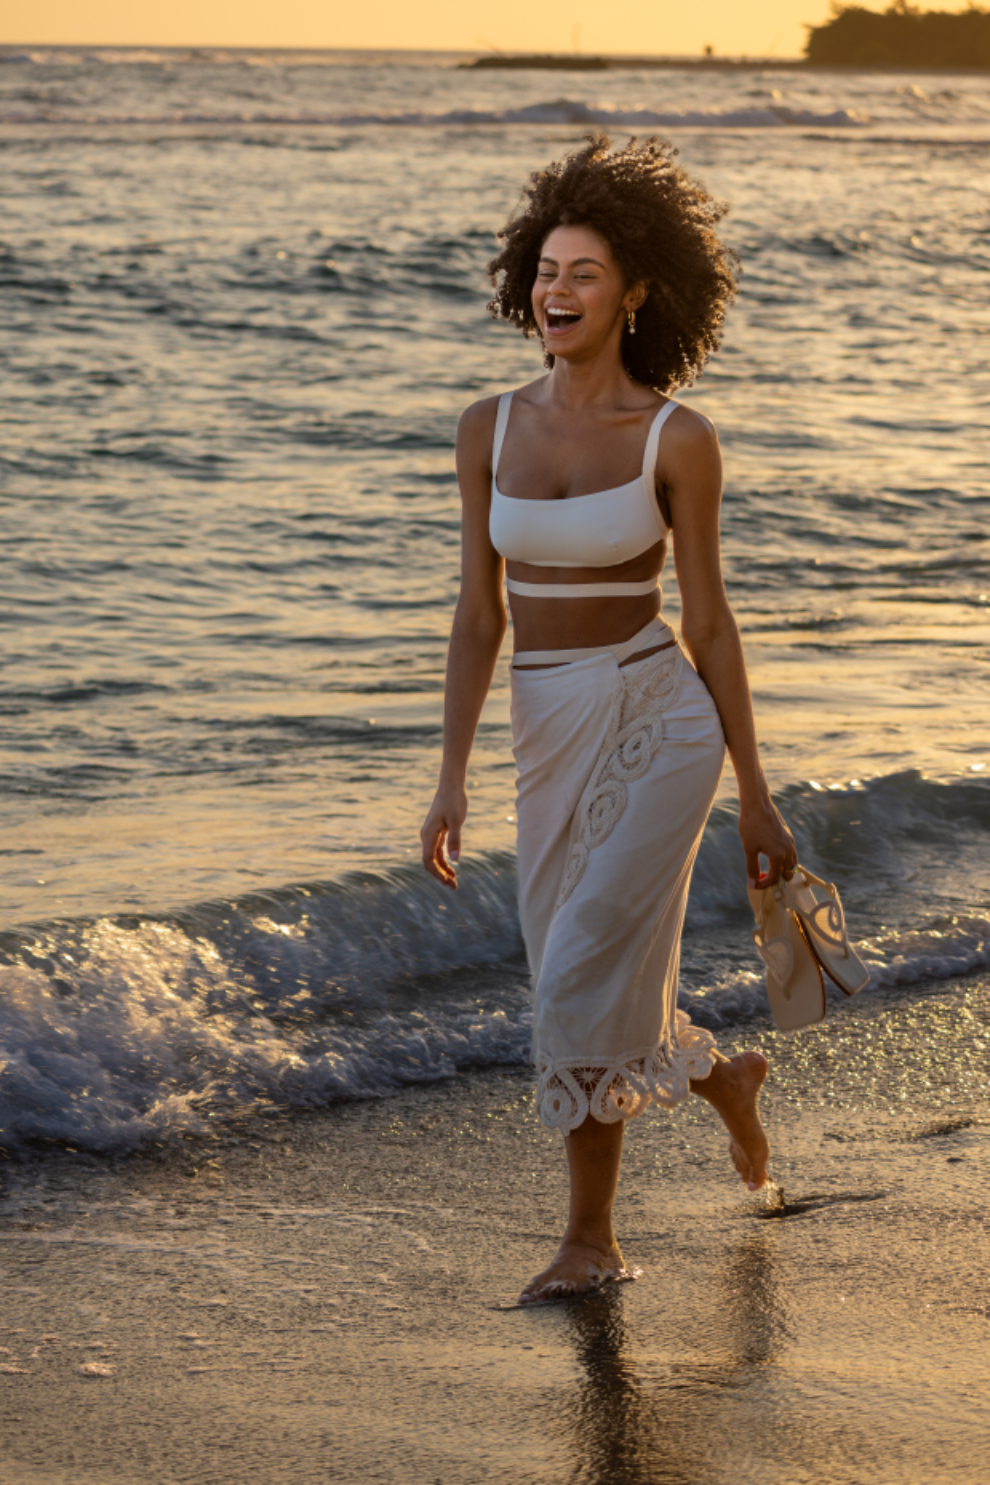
531 223 645 366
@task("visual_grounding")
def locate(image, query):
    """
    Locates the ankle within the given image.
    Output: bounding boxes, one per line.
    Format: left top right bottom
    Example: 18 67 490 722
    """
690 1057 729 1102
561 1224 618 1256
692 1050 766 1101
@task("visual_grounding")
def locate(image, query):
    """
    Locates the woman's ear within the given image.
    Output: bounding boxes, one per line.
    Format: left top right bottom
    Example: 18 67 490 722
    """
625 283 649 313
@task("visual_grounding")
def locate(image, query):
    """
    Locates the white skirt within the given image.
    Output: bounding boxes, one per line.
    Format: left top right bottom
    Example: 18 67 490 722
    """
510 618 726 1132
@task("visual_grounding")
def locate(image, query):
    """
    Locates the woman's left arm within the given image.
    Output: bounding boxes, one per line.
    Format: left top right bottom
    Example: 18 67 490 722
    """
659 407 797 888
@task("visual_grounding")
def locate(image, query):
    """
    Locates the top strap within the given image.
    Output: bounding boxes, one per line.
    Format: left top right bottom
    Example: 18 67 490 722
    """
641 398 680 486
491 392 514 482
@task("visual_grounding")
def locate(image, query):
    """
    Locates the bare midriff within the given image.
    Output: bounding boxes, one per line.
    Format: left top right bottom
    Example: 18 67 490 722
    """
507 535 667 655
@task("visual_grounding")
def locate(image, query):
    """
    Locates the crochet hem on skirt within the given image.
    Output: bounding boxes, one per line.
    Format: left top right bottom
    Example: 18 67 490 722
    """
535 1011 719 1133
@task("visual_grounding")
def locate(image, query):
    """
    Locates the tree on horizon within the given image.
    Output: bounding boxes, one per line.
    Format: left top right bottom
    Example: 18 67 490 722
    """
805 2 990 66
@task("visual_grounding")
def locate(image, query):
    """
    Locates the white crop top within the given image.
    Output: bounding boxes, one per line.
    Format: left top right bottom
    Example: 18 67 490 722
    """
488 392 678 598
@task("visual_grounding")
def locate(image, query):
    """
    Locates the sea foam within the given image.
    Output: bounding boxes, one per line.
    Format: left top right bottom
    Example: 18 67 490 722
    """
1 772 987 1158
0 101 869 129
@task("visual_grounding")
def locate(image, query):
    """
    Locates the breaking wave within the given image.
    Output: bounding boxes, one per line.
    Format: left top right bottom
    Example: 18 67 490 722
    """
1 770 987 1157
0 100 869 130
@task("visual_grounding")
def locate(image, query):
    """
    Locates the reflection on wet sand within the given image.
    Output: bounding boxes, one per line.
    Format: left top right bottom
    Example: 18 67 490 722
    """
556 1230 788 1484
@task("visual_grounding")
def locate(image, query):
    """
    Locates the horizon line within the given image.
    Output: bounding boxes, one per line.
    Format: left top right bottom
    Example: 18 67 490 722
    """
0 42 808 61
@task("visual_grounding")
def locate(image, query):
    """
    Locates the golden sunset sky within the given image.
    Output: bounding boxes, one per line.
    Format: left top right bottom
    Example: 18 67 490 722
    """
4 1 978 62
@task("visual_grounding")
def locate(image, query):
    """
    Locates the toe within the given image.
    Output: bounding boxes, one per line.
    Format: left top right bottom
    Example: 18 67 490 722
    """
731 1139 767 1190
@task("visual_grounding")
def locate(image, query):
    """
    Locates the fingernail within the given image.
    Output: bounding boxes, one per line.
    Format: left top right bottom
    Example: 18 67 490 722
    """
747 877 756 888
747 1181 759 1191
449 849 459 862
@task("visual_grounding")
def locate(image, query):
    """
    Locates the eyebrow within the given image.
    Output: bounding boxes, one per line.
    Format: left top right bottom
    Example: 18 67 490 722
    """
538 255 607 269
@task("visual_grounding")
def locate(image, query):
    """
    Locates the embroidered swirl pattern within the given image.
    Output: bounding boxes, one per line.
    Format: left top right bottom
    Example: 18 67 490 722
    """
807 891 847 952
536 1012 718 1132
556 646 684 909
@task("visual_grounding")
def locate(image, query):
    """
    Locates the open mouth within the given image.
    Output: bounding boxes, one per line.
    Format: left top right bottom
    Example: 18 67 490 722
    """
545 305 583 334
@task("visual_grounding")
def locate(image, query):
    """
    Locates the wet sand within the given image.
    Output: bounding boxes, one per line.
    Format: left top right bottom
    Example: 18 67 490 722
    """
2 974 989 1485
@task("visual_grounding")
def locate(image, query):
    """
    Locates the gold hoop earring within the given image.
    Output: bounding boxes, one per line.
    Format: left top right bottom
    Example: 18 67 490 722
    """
627 308 636 335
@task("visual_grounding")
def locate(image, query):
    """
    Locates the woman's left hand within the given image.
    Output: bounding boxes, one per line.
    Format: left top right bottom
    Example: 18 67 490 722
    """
739 795 798 889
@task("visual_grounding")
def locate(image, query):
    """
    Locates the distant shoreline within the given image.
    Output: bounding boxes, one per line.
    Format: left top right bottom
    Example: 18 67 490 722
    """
460 52 990 74
460 55 803 73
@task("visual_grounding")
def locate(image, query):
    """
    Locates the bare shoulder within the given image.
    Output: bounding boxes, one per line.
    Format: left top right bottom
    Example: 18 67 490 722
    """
666 399 718 449
658 399 720 481
457 382 547 478
458 393 501 441
454 396 499 490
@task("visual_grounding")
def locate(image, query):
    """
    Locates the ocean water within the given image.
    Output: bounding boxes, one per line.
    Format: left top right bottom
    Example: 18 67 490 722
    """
1 49 989 1157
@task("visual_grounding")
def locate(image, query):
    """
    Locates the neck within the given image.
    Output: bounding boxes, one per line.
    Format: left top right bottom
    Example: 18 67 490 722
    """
541 335 637 409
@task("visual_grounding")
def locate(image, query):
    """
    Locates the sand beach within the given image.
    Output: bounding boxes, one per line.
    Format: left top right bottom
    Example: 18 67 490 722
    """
3 969 989 1484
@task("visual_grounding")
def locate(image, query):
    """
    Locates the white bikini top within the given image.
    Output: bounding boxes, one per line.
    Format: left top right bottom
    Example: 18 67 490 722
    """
489 392 678 598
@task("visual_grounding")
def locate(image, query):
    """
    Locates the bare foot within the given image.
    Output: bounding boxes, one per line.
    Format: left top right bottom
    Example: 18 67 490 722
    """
519 1239 634 1305
691 1050 770 1191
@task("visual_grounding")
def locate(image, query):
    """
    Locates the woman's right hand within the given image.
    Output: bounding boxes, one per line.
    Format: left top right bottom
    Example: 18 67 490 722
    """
420 785 468 890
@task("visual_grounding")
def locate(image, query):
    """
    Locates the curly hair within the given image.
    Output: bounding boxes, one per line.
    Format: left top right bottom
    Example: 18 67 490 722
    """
487 136 739 393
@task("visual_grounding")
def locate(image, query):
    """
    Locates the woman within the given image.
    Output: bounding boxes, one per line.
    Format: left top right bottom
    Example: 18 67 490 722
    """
421 138 797 1304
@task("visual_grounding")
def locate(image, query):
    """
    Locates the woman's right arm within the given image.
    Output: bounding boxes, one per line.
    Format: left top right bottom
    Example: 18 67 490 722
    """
420 397 507 890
